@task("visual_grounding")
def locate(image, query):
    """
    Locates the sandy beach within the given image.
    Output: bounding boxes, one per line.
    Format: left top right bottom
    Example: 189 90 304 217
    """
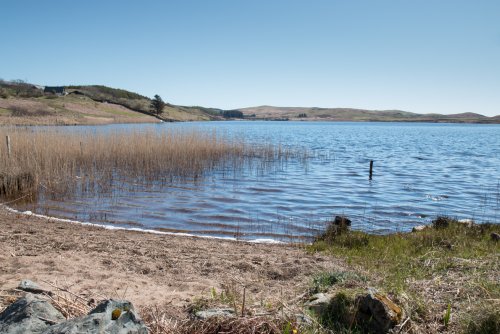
0 207 340 311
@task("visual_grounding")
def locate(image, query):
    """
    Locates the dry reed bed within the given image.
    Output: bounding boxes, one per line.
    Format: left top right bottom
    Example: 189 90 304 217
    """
0 127 303 199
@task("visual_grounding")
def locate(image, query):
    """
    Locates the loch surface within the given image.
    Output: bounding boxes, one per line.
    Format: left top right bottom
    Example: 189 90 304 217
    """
17 121 500 241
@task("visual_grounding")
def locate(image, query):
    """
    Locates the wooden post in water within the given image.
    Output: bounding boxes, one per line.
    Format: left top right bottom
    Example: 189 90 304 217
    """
369 160 373 180
6 135 11 158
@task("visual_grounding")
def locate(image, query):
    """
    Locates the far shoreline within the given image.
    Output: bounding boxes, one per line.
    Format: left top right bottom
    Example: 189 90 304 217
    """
1 118 500 127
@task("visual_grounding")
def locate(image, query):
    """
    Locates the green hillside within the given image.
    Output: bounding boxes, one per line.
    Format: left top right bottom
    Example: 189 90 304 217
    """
0 81 224 125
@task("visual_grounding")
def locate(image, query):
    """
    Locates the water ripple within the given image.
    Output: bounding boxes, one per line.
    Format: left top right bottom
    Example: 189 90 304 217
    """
15 121 500 241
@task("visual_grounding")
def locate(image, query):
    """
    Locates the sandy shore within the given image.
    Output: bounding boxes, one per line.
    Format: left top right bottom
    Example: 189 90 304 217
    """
0 207 341 311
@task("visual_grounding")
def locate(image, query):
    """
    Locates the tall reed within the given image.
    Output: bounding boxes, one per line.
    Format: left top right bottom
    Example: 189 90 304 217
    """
0 127 300 199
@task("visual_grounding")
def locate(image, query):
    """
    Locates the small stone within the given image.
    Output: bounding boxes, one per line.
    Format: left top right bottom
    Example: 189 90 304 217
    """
304 293 333 317
412 225 427 232
457 219 474 228
195 308 235 320
295 313 313 326
18 279 52 295
334 216 351 227
491 232 500 242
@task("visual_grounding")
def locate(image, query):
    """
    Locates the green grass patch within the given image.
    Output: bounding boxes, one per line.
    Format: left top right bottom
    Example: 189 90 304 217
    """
100 105 142 117
307 217 499 332
311 271 366 294
308 218 500 293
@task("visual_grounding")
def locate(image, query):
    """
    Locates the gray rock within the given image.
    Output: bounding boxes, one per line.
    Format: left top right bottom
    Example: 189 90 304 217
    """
18 280 52 296
194 308 235 320
0 293 65 334
304 293 333 317
294 313 313 326
355 291 403 333
457 219 475 228
42 299 147 334
412 225 427 232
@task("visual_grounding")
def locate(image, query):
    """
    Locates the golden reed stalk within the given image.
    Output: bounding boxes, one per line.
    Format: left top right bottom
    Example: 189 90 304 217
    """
0 127 298 199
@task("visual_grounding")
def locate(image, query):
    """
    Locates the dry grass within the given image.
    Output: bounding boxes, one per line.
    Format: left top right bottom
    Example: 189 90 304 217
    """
140 306 293 334
0 127 298 199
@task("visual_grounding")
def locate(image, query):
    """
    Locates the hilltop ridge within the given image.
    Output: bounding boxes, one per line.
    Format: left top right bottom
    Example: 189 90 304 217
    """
238 105 500 123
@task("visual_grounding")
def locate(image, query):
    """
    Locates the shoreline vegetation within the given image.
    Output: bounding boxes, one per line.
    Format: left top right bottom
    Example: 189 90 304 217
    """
0 127 301 201
1 81 499 125
0 210 498 333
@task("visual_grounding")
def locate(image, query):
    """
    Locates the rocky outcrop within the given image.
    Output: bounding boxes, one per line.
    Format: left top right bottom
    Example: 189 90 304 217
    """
355 291 403 333
0 295 147 334
42 299 147 334
305 289 404 334
0 294 65 334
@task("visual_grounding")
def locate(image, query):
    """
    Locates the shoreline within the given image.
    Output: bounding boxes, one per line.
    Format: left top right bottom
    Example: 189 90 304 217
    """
0 206 340 309
1 205 283 245
2 119 500 126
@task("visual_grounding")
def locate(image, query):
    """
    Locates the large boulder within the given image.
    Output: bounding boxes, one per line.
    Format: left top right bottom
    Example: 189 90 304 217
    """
42 299 147 334
355 291 403 333
0 294 65 334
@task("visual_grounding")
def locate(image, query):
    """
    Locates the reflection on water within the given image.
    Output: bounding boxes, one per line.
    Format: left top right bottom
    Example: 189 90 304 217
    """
15 121 500 241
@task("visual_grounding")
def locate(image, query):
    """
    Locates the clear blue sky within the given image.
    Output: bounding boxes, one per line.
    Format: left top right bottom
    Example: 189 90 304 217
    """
1 0 499 116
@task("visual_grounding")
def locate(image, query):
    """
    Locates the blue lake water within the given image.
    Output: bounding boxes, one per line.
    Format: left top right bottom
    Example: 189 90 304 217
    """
17 121 500 241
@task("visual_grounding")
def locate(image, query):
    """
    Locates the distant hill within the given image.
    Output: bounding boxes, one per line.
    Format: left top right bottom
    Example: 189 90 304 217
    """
0 81 224 125
238 106 500 123
1 81 498 125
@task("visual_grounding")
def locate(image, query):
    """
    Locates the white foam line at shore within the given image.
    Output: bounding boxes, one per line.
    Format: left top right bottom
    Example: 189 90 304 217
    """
1 205 284 245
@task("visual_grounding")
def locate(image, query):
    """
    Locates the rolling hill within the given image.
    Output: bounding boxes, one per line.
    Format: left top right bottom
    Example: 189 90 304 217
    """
0 81 498 124
238 106 500 123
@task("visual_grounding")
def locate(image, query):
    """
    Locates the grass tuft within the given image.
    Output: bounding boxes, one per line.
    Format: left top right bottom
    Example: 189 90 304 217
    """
311 271 365 294
465 310 500 334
